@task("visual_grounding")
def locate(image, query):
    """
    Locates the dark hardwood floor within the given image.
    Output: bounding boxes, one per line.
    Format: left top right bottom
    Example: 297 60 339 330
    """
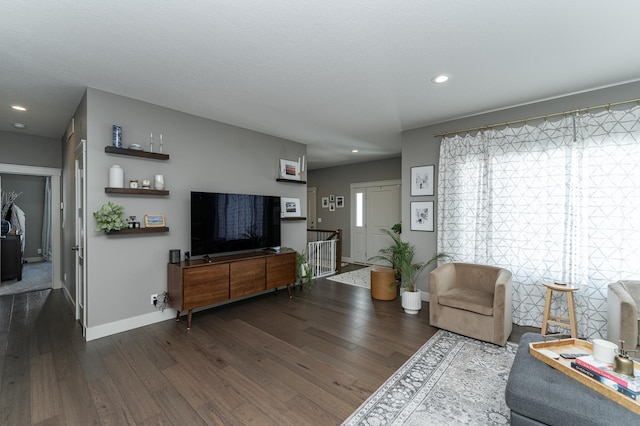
0 265 538 425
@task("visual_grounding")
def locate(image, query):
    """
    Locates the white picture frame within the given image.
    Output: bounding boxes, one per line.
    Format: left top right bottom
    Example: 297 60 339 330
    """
336 196 344 208
279 159 300 181
321 197 329 208
411 165 435 196
410 201 434 232
281 197 301 217
329 203 335 212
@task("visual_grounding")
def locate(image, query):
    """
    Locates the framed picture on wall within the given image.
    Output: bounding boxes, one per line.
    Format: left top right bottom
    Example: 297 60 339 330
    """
322 197 329 208
410 201 434 232
411 165 435 196
336 196 344 208
329 203 335 212
281 197 301 217
279 159 300 181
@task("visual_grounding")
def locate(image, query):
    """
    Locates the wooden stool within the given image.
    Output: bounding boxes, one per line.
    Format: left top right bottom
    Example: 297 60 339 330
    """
370 267 397 301
541 282 579 338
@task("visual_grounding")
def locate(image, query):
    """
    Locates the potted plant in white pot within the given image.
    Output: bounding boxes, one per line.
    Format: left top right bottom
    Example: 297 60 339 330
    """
370 227 449 314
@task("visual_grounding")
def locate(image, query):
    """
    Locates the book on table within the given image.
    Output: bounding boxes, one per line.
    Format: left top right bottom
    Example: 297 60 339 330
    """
571 362 640 400
574 355 640 392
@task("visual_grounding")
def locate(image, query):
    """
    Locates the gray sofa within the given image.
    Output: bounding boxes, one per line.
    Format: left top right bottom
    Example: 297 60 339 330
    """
505 333 639 425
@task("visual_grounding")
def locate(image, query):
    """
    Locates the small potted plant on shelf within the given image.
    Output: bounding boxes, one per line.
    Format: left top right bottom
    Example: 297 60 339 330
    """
93 201 128 233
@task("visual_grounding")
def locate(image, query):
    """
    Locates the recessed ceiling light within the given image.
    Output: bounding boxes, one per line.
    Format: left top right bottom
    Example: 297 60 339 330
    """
11 105 27 111
13 123 26 129
352 149 359 153
432 74 450 84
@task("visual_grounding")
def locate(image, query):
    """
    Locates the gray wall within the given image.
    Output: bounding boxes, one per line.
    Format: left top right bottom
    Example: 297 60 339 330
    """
68 89 307 330
307 156 401 258
0 131 62 168
0 174 45 259
402 80 640 297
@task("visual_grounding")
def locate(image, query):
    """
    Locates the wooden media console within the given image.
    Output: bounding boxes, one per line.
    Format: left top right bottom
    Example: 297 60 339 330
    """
168 249 296 329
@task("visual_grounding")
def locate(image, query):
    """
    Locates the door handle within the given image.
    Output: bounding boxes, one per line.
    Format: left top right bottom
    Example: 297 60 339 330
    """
71 245 79 251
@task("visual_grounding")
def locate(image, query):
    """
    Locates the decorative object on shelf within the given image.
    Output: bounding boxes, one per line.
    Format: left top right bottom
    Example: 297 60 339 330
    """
411 165 435 196
108 165 124 188
159 133 164 153
129 179 138 189
129 143 142 151
321 197 329 208
336 196 345 208
281 197 301 218
127 215 140 229
149 132 154 152
154 174 164 190
93 201 128 233
142 179 151 189
144 213 166 227
410 201 434 232
279 158 301 181
112 125 122 147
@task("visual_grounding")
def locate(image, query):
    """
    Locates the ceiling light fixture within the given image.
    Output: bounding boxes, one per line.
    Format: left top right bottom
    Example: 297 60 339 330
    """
13 123 26 129
11 105 27 111
352 149 359 153
432 74 450 84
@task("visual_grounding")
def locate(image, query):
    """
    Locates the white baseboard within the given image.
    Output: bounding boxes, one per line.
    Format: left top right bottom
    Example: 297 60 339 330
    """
24 256 44 263
85 309 178 341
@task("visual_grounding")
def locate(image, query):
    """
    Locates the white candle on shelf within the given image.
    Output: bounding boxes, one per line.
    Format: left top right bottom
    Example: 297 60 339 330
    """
301 155 305 172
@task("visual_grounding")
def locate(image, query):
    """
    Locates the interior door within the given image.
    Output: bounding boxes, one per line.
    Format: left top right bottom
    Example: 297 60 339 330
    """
307 186 317 229
74 141 87 335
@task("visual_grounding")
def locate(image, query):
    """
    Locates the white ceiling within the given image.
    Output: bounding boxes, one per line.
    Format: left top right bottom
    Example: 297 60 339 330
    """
2 1 640 169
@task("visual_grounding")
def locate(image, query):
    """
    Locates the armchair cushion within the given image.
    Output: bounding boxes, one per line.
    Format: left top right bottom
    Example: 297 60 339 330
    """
438 288 494 316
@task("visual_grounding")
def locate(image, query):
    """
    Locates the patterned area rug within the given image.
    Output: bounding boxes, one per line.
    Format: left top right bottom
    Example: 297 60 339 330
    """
326 267 372 288
343 330 518 425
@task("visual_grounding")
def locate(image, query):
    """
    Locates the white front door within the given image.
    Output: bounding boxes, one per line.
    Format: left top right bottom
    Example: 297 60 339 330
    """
74 141 87 335
350 180 401 264
366 185 400 265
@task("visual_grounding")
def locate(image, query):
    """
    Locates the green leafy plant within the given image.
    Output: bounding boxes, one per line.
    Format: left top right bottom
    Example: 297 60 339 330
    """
295 249 313 290
368 228 449 292
93 201 128 233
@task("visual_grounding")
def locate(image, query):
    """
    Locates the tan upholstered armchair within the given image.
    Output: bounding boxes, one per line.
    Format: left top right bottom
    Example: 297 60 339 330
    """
429 262 513 346
607 281 640 350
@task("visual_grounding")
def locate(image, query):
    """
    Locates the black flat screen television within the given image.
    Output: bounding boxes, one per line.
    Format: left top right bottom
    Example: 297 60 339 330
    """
191 191 281 256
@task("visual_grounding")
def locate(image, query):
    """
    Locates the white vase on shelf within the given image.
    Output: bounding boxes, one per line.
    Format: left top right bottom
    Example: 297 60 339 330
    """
154 174 164 190
108 165 124 188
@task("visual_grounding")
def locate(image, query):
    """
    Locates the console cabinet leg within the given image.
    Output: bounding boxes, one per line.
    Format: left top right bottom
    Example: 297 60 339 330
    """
287 284 293 298
187 310 193 330
176 310 180 321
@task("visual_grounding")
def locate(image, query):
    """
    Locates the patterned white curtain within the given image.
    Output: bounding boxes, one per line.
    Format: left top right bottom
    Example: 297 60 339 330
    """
438 105 640 339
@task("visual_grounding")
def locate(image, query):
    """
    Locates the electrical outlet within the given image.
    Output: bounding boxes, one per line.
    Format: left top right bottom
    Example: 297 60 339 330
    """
37 248 42 254
151 294 158 305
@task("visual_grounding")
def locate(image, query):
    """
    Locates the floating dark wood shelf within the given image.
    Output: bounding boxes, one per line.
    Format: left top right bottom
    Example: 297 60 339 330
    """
276 178 306 184
105 187 169 196
105 146 170 160
281 217 307 221
107 226 169 235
